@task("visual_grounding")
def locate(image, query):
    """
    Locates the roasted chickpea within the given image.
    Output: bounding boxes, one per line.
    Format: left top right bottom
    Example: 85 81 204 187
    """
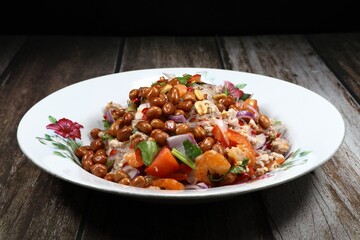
199 137 215 152
90 138 104 151
146 106 162 120
136 121 153 134
154 130 169 146
175 123 191 135
162 102 175 116
177 100 193 112
193 126 206 141
123 112 134 126
90 128 101 139
259 114 271 129
90 164 107 178
116 126 132 142
150 118 165 129
129 89 139 100
149 97 165 107
164 120 176 133
75 146 91 158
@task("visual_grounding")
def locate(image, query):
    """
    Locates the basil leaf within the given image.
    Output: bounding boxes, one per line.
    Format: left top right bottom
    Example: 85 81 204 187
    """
136 140 160 166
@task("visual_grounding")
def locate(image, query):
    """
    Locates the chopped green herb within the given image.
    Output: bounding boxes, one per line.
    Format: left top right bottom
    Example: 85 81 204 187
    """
136 140 160 166
239 93 251 101
183 139 202 161
176 74 192 85
103 120 111 129
171 148 195 169
48 115 57 124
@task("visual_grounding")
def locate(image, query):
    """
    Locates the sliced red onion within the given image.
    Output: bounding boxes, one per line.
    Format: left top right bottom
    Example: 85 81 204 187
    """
105 109 115 124
121 164 140 179
236 110 255 121
167 133 198 151
245 104 259 121
255 133 266 149
185 182 209 190
168 114 187 123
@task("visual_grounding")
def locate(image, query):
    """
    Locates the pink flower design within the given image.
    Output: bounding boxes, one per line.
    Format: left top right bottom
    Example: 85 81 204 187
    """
46 118 83 140
224 80 244 98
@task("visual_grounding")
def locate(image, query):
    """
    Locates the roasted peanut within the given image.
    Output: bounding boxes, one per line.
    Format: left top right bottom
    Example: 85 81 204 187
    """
175 123 191 135
116 126 132 142
193 126 206 141
136 121 153 134
129 89 139 100
150 118 165 129
167 87 180 104
177 100 193 112
164 120 176 132
259 114 271 129
90 138 104 151
146 106 162 120
154 130 169 146
123 112 134 126
162 102 175 116
90 164 107 178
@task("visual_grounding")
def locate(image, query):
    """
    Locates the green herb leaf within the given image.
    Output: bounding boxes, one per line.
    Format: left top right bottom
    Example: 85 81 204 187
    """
103 120 111 129
171 148 195 169
136 140 160 166
224 89 229 96
235 83 247 89
183 139 202 161
176 74 192 85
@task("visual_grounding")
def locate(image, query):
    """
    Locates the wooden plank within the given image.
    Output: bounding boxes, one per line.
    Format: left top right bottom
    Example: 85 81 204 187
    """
307 33 360 104
81 36 275 240
0 36 27 82
219 35 360 239
0 36 122 239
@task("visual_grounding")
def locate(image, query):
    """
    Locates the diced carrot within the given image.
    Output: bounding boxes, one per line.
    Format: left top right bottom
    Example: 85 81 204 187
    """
145 146 180 178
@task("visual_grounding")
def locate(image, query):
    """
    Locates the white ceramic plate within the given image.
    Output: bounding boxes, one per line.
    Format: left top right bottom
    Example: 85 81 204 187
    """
17 68 345 201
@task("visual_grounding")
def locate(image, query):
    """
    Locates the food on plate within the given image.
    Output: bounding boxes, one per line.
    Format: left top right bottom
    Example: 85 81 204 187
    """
74 73 290 190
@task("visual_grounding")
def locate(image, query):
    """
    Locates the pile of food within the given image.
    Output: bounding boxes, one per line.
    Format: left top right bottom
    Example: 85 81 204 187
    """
74 73 290 190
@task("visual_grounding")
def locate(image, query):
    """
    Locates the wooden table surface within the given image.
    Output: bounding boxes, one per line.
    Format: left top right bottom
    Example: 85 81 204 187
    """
1 33 359 240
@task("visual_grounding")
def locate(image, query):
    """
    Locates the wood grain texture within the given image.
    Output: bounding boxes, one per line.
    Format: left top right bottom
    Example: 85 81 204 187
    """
0 36 27 84
80 36 274 240
307 33 360 104
219 35 360 239
0 36 122 239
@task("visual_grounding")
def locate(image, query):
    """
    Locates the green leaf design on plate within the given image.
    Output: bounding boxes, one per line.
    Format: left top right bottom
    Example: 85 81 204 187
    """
277 148 311 171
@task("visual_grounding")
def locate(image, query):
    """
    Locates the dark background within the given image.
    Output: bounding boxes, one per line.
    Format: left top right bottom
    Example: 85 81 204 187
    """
1 1 359 36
